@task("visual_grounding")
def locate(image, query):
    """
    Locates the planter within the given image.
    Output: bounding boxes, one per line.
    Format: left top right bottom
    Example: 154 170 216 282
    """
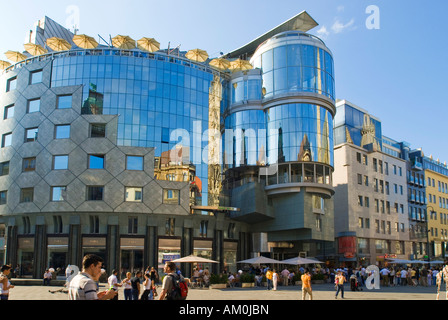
312 280 324 284
242 283 254 288
210 283 227 289
295 281 302 286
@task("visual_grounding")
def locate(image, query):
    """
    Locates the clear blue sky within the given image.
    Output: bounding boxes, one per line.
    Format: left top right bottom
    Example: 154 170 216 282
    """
1 0 447 163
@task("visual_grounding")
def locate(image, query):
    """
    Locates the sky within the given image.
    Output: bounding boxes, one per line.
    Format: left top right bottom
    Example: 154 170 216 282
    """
1 0 447 163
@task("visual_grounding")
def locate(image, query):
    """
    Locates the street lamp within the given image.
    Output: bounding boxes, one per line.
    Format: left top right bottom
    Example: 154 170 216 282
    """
426 205 434 267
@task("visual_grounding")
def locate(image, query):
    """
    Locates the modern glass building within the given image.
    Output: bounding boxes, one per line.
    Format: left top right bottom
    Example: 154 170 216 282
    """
221 13 336 261
0 11 336 276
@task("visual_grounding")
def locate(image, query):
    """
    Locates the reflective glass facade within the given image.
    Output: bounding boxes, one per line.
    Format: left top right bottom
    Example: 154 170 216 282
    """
51 50 226 206
334 102 383 150
266 103 333 165
251 32 335 100
224 109 266 167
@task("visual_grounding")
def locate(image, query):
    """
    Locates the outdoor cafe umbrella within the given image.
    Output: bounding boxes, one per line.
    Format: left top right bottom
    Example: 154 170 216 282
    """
73 34 98 49
185 48 209 63
0 60 11 70
46 37 72 51
209 58 230 71
112 35 135 50
228 58 253 72
171 254 218 264
24 43 47 56
281 257 324 265
137 37 160 52
237 256 282 265
5 50 27 62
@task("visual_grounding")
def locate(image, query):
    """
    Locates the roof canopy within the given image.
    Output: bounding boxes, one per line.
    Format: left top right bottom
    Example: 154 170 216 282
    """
225 11 318 59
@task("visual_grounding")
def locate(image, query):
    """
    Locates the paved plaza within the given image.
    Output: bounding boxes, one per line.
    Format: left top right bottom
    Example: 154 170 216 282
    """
5 281 443 301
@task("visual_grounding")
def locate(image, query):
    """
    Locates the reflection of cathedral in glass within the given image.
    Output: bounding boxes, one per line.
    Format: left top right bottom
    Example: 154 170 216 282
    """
334 100 383 151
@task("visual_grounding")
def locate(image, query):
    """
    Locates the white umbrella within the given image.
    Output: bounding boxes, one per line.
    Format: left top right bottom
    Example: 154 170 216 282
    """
171 254 218 264
386 258 412 264
281 257 323 265
410 260 429 264
429 260 445 265
237 256 282 265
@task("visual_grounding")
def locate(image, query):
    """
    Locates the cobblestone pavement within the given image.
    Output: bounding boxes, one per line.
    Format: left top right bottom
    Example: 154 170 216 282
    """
6 282 443 300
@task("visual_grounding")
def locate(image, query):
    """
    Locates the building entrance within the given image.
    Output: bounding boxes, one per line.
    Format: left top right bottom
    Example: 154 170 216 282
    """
120 249 143 276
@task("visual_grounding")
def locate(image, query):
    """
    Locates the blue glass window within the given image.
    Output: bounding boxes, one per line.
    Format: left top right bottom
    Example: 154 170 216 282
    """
89 154 105 169
57 95 72 109
127 155 143 170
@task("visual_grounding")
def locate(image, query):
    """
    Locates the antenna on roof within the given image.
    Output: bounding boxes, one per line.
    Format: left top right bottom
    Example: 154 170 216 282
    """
98 34 110 47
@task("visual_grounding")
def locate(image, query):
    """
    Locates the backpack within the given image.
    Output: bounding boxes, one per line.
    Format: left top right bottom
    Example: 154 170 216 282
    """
167 274 188 300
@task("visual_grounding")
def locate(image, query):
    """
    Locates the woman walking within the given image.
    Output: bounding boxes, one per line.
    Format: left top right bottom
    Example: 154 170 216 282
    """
0 265 14 300
335 271 346 299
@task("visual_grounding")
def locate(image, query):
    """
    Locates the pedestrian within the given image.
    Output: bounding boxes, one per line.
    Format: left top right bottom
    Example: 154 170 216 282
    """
301 269 312 300
272 269 278 291
140 272 152 300
68 254 116 300
380 267 390 287
159 261 185 300
65 264 72 281
122 272 132 300
107 269 122 300
0 265 14 300
281 268 290 286
43 269 52 286
335 271 346 299
400 268 407 286
420 267 428 287
130 271 142 300
265 268 273 290
389 268 395 286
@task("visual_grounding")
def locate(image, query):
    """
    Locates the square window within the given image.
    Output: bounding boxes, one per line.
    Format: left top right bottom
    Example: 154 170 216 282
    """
125 187 142 202
20 188 34 203
23 157 36 172
4 105 14 119
6 77 17 92
89 154 105 169
163 189 179 204
126 155 143 170
0 161 9 176
27 99 40 113
25 128 38 142
30 70 43 84
51 186 67 202
87 186 104 201
0 190 6 205
55 124 70 139
90 123 106 138
57 95 72 109
53 155 69 170
2 133 12 147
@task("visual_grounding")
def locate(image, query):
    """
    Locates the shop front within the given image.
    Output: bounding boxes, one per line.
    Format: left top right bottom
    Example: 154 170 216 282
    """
17 237 34 277
82 237 106 262
223 241 238 274
158 237 181 272
120 237 144 276
47 237 68 275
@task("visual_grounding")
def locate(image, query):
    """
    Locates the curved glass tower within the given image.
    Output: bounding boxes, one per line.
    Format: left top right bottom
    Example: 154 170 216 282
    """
222 30 336 258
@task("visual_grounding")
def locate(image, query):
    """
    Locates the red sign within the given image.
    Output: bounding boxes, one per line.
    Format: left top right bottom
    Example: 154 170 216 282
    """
338 236 356 258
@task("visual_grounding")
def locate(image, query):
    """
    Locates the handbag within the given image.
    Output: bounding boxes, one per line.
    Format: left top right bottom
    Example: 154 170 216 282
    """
152 286 158 297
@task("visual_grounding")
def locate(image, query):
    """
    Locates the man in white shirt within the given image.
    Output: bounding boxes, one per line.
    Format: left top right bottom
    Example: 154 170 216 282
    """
380 268 390 287
68 254 116 300
281 268 290 286
108 269 122 300
400 268 408 286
